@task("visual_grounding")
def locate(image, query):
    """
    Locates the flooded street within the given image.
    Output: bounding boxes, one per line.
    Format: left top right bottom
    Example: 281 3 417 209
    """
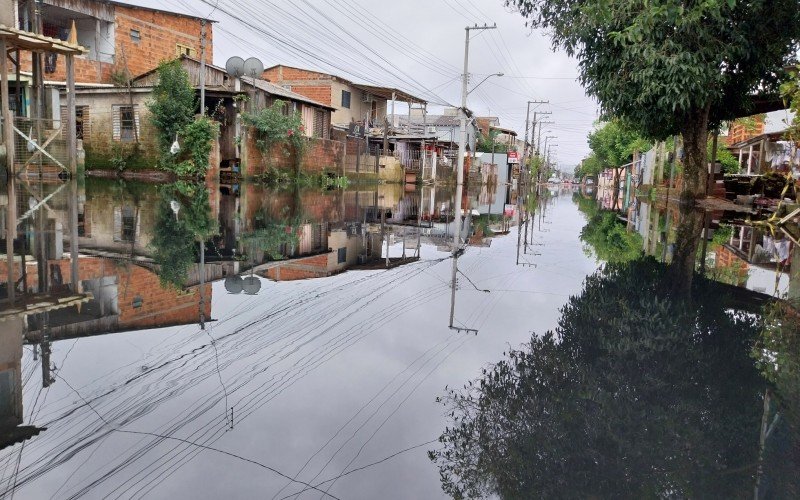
1 180 605 499
1 0 799 496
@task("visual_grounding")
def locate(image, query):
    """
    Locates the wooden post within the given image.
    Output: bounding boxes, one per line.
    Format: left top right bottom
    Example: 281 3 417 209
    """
66 54 77 176
1 39 13 177
69 176 79 293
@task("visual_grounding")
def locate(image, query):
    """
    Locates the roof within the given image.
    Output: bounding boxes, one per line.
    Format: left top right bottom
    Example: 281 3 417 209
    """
102 0 216 22
490 125 517 136
0 25 87 55
265 64 427 105
728 129 794 149
392 114 461 127
132 56 334 110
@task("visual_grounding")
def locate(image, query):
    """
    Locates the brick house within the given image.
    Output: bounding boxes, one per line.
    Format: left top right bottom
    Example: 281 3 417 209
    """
68 55 337 170
7 0 212 119
262 64 426 132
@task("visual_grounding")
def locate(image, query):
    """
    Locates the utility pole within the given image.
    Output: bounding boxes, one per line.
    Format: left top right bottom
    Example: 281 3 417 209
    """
537 121 554 156
523 101 548 165
450 22 496 329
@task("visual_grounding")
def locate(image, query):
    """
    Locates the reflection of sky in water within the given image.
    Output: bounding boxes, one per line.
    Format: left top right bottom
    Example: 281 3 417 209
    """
3 192 596 499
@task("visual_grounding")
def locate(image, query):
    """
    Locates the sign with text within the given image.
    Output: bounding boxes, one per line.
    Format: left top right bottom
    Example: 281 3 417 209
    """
507 151 520 164
504 204 516 217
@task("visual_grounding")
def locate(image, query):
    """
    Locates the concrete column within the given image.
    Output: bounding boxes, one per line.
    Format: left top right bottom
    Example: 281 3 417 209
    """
747 144 754 175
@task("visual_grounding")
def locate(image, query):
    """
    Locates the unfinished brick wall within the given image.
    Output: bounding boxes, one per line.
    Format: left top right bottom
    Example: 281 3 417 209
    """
18 4 211 85
263 66 333 106
243 132 344 177
726 116 766 146
263 253 332 281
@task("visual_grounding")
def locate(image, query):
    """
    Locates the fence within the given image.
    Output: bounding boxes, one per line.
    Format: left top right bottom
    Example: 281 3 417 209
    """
12 116 69 175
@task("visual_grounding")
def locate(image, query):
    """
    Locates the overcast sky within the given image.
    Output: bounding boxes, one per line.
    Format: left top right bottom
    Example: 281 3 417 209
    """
126 0 598 169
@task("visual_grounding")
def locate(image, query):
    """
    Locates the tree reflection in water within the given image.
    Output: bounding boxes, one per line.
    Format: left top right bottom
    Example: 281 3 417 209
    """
151 182 216 288
431 257 798 498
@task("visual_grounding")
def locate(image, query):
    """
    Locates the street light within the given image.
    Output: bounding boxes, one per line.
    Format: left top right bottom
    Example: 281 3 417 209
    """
468 72 503 95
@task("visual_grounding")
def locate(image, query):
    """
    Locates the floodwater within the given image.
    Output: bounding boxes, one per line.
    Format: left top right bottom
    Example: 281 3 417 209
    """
0 178 797 498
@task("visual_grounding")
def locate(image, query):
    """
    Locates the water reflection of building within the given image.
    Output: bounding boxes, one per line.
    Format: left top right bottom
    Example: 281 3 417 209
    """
2 179 212 344
0 317 46 450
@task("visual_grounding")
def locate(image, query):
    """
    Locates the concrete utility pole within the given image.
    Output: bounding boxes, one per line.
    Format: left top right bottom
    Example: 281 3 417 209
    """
523 101 547 165
450 22 496 329
537 121 554 156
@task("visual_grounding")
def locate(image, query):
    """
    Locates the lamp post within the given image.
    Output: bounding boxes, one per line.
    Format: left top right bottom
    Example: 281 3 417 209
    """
450 24 497 330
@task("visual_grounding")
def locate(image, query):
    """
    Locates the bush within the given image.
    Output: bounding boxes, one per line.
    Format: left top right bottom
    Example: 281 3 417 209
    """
243 100 307 170
148 59 196 154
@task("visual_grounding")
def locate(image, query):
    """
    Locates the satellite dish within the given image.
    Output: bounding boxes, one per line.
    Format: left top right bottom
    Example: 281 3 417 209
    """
224 275 244 294
243 57 264 78
242 276 261 295
225 56 245 77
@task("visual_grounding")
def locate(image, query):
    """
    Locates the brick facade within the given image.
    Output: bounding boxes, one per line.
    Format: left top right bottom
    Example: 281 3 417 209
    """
1 256 211 330
17 1 211 85
263 253 332 281
726 116 766 146
242 132 345 177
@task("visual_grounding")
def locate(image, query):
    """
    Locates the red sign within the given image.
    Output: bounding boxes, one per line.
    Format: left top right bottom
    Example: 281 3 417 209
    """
507 151 520 164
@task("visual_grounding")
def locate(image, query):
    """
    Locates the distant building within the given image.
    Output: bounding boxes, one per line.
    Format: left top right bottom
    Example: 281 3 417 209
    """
64 56 335 170
262 64 426 132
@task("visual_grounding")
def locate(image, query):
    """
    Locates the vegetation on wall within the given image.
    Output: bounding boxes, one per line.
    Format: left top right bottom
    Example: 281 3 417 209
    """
243 100 308 172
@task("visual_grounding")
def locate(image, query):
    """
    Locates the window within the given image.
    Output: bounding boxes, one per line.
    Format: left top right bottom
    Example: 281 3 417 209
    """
76 106 87 140
314 109 325 138
60 105 89 140
113 105 139 142
130 29 141 42
337 247 347 264
176 43 196 57
113 206 137 243
120 106 136 141
341 90 351 109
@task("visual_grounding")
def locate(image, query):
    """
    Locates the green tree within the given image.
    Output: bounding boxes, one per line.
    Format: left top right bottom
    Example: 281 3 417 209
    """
576 153 603 178
476 130 509 153
588 119 651 170
506 0 800 202
148 59 196 154
431 258 772 498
